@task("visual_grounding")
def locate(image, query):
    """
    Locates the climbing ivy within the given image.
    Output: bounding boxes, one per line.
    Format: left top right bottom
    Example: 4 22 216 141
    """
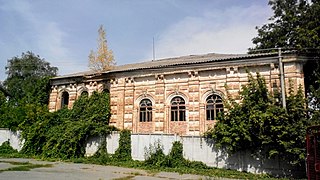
19 91 116 159
114 129 132 161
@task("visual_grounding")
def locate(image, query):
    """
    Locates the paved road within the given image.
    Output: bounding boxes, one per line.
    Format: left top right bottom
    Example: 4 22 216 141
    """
0 158 227 180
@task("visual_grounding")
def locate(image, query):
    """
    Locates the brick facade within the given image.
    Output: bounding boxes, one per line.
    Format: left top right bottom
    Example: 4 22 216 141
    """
49 52 308 135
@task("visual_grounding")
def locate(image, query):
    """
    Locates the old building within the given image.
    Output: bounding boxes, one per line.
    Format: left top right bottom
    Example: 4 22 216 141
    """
49 51 311 135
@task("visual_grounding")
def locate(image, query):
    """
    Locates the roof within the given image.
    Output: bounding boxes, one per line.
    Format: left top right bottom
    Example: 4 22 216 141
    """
51 52 281 80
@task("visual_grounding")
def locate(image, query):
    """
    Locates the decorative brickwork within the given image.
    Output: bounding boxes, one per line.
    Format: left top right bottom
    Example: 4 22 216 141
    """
49 52 308 135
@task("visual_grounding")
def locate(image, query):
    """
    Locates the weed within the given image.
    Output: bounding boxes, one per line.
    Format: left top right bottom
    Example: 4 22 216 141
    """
112 175 135 180
0 162 52 173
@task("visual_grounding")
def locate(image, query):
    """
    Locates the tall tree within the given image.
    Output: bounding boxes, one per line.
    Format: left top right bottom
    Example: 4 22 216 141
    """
251 0 320 50
88 25 115 72
1 51 58 130
250 0 320 123
3 51 58 104
205 73 310 165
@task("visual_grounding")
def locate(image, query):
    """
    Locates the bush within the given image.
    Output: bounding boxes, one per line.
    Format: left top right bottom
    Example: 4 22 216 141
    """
205 73 311 165
144 140 209 170
144 140 166 167
0 141 18 155
166 141 186 167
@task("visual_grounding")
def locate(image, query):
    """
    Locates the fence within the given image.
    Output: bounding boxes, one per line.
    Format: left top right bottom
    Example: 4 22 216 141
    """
0 129 302 177
0 129 23 151
87 132 302 176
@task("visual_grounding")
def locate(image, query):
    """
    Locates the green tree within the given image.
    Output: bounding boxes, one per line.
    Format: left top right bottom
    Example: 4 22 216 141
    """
250 0 320 144
205 73 310 165
307 60 320 124
251 0 320 50
89 25 115 72
0 52 58 130
3 51 58 104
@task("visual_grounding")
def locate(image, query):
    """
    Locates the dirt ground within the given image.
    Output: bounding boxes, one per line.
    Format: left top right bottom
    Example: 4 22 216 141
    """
0 158 228 180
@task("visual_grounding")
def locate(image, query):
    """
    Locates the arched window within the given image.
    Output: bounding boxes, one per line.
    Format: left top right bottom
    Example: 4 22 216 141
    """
80 91 88 97
61 91 69 108
139 99 152 122
171 97 185 121
206 94 223 120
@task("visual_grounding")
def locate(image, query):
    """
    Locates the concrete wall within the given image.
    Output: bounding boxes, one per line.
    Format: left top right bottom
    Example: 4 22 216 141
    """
86 132 301 177
0 129 301 176
0 129 23 151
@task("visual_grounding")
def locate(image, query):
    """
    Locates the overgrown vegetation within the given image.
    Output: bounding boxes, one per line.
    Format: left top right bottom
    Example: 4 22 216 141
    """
0 133 280 179
205 73 316 166
19 91 116 159
0 141 18 155
142 140 271 179
1 1 320 177
144 141 207 169
113 129 132 161
0 52 117 160
86 129 132 164
81 136 272 179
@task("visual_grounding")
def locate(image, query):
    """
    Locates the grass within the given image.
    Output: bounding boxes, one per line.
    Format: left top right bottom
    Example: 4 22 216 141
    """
0 160 52 173
112 175 135 180
0 154 287 179
72 157 278 179
0 153 288 179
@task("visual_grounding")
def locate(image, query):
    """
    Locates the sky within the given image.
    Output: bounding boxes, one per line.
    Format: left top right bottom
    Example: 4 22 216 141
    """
0 0 272 81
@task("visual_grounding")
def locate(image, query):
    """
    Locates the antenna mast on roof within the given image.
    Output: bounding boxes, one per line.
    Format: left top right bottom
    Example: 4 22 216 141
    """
153 37 155 61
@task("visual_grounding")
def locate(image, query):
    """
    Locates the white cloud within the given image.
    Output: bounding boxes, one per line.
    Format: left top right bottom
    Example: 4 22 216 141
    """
0 0 83 77
151 4 271 59
36 22 70 65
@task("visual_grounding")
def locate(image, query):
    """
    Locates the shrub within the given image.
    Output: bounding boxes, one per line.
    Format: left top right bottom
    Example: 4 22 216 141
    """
0 141 18 155
144 140 166 167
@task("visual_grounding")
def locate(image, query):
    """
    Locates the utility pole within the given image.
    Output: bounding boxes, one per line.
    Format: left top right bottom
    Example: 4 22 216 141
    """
278 48 286 109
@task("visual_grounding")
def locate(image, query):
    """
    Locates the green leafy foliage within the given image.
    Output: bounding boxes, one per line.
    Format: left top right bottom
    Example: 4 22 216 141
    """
19 91 116 159
0 141 18 155
250 2 320 159
305 59 320 126
166 141 186 167
0 52 57 130
251 0 320 51
144 141 207 170
114 129 132 161
205 73 311 165
3 51 57 104
144 140 166 167
0 101 27 131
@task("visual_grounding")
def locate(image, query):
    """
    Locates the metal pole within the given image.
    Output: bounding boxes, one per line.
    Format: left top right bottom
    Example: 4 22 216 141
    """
278 48 286 109
153 37 155 61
